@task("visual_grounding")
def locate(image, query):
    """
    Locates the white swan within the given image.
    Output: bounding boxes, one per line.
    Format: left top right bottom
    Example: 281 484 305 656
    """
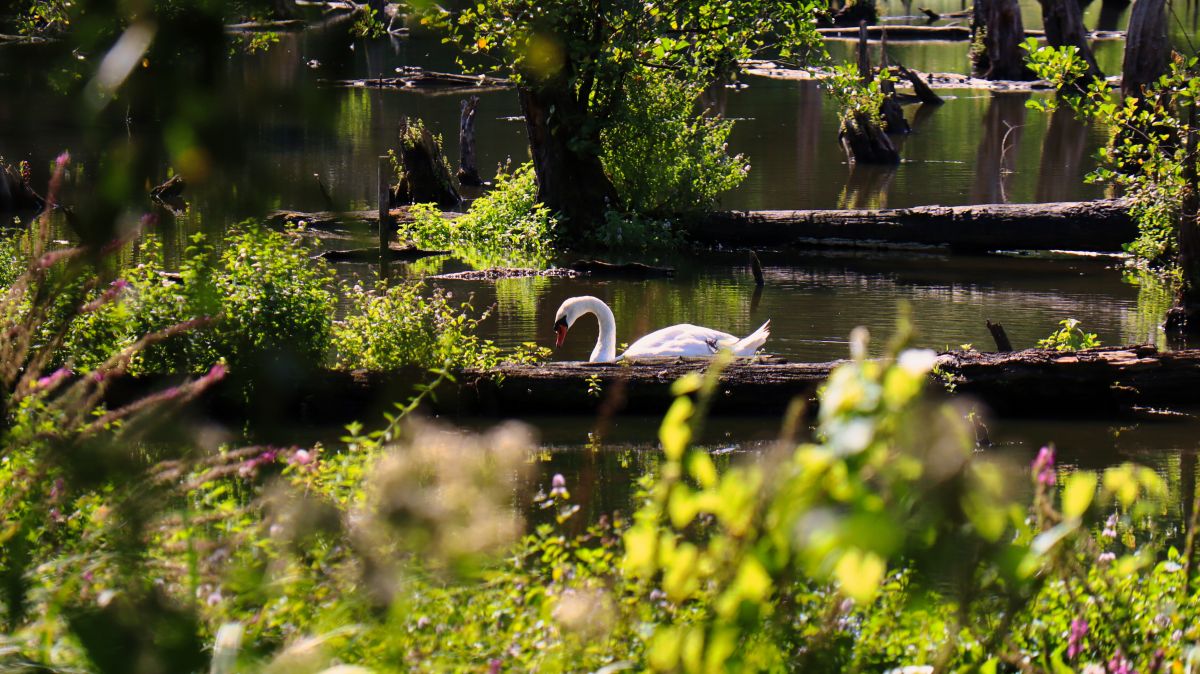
552 296 771 363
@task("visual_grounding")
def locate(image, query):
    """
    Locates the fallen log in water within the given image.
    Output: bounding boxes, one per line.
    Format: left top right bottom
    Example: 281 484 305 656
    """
816 25 1125 41
693 199 1135 253
281 345 1200 420
106 346 1200 423
742 60 1124 92
323 68 511 93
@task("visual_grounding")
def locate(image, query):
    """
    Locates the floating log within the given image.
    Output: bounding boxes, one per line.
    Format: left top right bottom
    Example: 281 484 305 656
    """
566 260 675 278
318 244 448 263
816 25 1125 41
224 19 308 31
742 60 1084 92
692 199 1135 253
324 68 511 93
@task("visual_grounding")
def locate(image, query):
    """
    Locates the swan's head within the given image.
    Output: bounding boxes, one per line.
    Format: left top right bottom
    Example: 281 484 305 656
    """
552 296 600 348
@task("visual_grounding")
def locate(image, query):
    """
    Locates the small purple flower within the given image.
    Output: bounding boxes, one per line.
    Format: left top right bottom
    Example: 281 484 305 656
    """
1068 618 1088 659
55 151 71 169
289 449 315 467
549 473 568 499
487 659 502 674
1098 551 1116 564
197 362 227 386
1102 512 1118 539
49 478 64 502
36 368 72 390
1032 446 1056 486
82 570 94 583
1107 649 1134 674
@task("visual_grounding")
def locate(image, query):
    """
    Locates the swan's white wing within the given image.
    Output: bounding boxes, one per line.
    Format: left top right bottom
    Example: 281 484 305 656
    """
622 324 739 358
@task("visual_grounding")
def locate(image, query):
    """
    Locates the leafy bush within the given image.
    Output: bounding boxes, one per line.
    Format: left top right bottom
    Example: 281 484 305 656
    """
63 223 335 374
1038 318 1101 351
332 282 504 371
601 67 749 217
400 163 556 268
0 229 27 289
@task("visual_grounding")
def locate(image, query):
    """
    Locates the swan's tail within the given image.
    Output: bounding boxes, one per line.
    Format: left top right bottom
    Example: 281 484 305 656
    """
732 319 771 356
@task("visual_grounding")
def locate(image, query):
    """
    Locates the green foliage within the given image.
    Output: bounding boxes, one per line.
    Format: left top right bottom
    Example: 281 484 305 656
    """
1037 318 1101 351
400 163 556 267
1024 41 1200 270
332 282 503 371
0 230 28 289
601 68 749 217
62 223 335 374
350 6 387 38
822 64 891 127
590 210 685 252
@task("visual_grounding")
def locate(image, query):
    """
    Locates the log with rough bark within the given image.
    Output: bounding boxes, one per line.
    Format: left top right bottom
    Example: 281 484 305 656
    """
390 117 461 209
108 346 1200 422
972 0 1035 80
456 96 482 186
1121 0 1169 100
324 69 511 93
691 199 1135 252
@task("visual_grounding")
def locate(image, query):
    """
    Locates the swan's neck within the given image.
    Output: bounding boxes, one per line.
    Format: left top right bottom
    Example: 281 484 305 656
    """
582 299 617 362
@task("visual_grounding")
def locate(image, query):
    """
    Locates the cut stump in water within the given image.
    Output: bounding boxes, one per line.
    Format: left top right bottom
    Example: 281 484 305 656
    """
389 117 461 209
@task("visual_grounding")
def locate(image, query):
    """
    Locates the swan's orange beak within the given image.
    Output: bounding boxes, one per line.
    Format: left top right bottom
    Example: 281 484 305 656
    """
554 319 568 348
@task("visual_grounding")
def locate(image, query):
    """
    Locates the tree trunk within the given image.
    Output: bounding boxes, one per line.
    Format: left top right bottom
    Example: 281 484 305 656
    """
1166 102 1200 333
972 0 1035 80
1039 0 1103 85
1121 0 1169 100
518 83 620 241
456 96 482 187
1096 0 1130 32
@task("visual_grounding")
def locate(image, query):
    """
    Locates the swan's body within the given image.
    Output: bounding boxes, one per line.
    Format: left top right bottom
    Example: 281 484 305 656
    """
552 296 770 363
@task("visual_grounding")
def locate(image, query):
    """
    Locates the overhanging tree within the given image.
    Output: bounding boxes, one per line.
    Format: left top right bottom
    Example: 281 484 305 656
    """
445 0 823 241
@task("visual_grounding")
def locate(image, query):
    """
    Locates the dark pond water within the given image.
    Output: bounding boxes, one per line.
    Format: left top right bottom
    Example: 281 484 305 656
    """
2 0 1199 522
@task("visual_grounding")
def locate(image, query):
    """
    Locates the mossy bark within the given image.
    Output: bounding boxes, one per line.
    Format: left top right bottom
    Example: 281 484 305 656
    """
390 118 460 209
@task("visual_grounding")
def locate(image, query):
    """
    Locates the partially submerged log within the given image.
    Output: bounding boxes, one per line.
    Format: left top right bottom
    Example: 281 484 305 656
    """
268 206 463 231
566 260 675 278
742 60 1075 92
442 345 1200 417
692 200 1135 253
816 25 1124 41
325 68 511 93
318 244 449 263
108 346 1200 422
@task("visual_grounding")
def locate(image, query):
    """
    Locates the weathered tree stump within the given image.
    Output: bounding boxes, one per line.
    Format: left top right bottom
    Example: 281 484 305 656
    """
150 175 186 201
1121 0 1169 100
839 24 903 164
972 0 1034 80
827 0 880 26
0 161 45 214
1038 0 1103 86
456 96 482 186
389 117 461 209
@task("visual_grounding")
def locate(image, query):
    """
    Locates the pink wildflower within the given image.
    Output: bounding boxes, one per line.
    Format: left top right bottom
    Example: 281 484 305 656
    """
1032 446 1056 486
36 368 72 390
1107 649 1134 674
1068 618 1087 659
550 473 568 499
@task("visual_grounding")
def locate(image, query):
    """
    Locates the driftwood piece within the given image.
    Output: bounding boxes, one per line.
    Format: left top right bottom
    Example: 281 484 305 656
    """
893 64 944 104
986 320 1013 351
150 175 186 201
692 200 1135 252
750 251 765 287
390 117 460 209
456 96 482 186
